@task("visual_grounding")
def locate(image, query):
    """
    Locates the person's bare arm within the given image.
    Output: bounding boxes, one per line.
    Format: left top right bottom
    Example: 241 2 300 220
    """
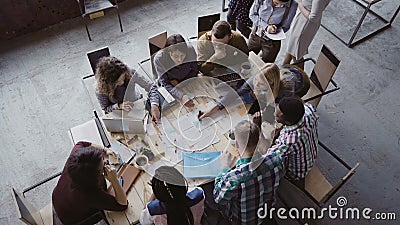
104 165 128 206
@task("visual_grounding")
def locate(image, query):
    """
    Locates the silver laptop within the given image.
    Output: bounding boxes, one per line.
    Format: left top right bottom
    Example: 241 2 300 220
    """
102 118 146 134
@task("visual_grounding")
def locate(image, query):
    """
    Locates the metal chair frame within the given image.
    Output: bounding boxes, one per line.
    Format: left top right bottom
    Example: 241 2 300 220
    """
77 0 123 41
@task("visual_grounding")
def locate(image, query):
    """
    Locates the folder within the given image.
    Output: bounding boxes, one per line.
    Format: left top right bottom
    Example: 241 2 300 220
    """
183 152 221 178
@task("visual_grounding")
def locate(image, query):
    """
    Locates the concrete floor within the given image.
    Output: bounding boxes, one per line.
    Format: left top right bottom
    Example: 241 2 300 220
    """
1 0 399 224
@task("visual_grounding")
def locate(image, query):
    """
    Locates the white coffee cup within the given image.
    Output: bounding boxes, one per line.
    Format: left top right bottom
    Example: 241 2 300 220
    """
133 155 149 169
240 62 251 76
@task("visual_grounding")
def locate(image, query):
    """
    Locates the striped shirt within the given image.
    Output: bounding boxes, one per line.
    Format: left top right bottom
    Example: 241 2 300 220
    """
268 103 318 179
214 152 284 225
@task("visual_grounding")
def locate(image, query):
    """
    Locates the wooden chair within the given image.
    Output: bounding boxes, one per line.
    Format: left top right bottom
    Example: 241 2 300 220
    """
302 141 359 206
295 45 341 108
77 0 123 41
138 31 168 81
277 141 360 222
87 46 110 75
11 188 54 225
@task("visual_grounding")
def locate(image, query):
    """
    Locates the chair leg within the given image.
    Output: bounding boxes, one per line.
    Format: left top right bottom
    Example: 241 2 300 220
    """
82 16 92 41
116 9 123 32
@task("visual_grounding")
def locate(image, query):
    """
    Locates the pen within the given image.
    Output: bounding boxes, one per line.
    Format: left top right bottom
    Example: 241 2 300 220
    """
152 122 163 140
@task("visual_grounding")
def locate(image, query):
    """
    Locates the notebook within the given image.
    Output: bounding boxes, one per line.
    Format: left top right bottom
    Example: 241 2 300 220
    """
183 152 221 178
102 118 146 134
69 118 110 147
107 164 141 194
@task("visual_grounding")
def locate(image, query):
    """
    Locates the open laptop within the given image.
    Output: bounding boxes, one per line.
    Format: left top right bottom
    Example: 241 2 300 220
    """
102 118 146 134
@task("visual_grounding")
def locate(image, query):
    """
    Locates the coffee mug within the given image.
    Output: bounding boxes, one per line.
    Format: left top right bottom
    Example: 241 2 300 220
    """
240 62 251 76
133 155 149 169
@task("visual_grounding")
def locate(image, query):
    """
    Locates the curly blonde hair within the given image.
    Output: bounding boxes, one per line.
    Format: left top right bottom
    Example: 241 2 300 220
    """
95 56 132 97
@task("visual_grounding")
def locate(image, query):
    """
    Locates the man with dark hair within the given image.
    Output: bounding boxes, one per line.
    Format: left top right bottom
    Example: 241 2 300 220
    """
248 0 298 63
197 20 249 75
267 97 318 187
214 120 284 224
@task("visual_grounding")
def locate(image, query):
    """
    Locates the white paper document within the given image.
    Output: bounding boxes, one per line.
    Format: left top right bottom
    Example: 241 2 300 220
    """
264 28 286 40
70 119 103 146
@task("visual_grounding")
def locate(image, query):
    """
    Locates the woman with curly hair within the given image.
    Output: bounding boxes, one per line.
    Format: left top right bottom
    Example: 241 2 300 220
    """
95 56 153 113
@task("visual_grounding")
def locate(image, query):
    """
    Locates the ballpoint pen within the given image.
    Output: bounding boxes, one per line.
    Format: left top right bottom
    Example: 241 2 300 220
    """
152 122 163 140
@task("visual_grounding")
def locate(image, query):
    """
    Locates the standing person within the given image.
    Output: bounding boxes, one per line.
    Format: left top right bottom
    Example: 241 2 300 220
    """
140 166 205 225
283 0 331 68
197 20 249 76
214 120 284 225
148 34 199 123
95 56 153 113
267 96 318 188
248 0 298 63
227 0 255 38
52 142 128 225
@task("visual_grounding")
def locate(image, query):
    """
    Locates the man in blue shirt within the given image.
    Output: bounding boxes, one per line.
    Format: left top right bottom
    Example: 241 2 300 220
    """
248 0 298 63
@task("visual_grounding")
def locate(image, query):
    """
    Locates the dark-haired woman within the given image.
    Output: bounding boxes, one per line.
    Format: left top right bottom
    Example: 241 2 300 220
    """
148 34 199 122
95 56 153 113
139 166 204 225
52 142 128 225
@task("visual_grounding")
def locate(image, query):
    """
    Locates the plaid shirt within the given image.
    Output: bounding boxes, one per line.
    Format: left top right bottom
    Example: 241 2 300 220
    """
214 152 284 225
269 103 318 180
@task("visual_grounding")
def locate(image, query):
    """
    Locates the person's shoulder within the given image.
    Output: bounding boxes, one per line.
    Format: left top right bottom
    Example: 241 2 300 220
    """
304 103 316 114
262 151 283 168
199 31 212 41
231 30 245 40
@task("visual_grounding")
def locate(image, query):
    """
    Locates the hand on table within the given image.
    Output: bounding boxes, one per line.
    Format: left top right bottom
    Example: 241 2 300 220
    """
198 105 219 120
266 25 277 34
213 44 227 59
151 104 161 123
119 101 134 111
182 95 195 107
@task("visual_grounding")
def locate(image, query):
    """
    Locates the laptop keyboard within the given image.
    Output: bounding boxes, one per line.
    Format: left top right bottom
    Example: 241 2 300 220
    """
216 73 242 82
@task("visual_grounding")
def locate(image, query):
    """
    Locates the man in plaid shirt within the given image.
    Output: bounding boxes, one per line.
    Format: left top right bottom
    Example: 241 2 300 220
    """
268 97 318 186
214 120 284 225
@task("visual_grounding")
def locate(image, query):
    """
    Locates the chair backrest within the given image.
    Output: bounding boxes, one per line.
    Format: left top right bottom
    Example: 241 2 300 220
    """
11 188 44 225
197 13 220 38
148 31 167 79
311 45 340 93
304 45 340 107
87 46 110 74
304 166 333 204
